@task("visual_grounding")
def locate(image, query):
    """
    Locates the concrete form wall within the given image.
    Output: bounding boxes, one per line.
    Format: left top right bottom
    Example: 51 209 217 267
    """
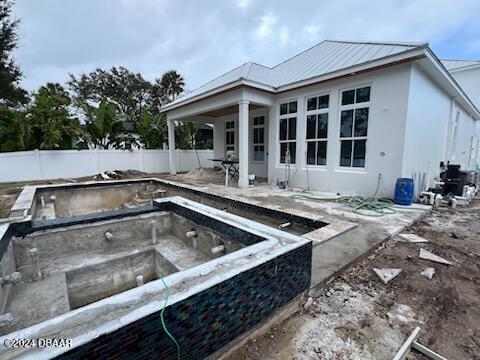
267 64 412 198
0 149 213 183
54 242 311 360
402 64 480 195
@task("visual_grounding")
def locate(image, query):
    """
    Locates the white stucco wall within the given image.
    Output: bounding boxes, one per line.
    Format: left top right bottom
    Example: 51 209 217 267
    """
402 64 479 195
267 63 412 198
449 66 480 111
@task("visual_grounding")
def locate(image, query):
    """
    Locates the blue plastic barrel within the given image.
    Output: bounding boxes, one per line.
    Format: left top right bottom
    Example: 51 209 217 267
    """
394 178 414 205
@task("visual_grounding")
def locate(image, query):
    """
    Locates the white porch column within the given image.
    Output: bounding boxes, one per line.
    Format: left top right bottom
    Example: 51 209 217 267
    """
238 100 250 188
167 118 177 175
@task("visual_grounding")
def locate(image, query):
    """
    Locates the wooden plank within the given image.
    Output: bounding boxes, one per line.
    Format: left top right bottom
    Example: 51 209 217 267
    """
392 327 421 360
412 341 449 360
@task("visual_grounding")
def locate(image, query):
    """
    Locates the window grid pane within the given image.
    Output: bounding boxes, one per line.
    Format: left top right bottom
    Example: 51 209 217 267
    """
340 140 353 167
317 141 327 165
340 110 353 138
317 113 328 139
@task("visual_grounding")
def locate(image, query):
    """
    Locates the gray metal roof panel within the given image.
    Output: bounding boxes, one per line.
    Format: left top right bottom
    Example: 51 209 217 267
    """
441 59 480 71
165 40 425 108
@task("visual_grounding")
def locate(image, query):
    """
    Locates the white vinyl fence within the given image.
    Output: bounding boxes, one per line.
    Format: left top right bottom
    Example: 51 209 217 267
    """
0 149 213 183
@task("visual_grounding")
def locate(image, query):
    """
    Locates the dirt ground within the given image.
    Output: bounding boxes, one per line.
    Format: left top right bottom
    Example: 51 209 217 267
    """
227 200 480 360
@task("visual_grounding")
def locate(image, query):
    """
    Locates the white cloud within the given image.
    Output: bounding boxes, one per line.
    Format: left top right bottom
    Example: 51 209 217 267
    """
237 0 249 9
11 0 480 92
254 13 277 39
279 27 291 47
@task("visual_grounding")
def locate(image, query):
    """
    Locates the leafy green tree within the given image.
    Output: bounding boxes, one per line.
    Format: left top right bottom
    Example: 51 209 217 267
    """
135 110 166 149
0 0 27 106
175 121 198 149
68 67 152 123
0 107 32 150
160 70 185 102
81 99 126 149
29 83 81 149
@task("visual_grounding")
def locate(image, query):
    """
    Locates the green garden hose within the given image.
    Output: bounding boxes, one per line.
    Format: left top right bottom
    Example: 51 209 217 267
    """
159 274 181 359
291 194 396 217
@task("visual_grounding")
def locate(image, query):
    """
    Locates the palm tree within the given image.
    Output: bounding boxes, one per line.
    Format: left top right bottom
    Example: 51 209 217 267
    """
135 110 166 149
82 99 125 149
159 70 185 102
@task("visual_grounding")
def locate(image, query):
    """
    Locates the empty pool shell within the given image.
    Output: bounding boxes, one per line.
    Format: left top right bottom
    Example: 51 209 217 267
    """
0 197 311 359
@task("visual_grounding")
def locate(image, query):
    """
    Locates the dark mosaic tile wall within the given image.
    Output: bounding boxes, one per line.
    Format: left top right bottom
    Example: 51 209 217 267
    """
56 242 312 360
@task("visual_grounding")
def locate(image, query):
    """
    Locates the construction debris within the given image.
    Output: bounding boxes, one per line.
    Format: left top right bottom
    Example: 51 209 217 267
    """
393 326 449 360
93 169 147 181
398 233 429 243
420 267 435 280
419 248 453 265
373 268 402 284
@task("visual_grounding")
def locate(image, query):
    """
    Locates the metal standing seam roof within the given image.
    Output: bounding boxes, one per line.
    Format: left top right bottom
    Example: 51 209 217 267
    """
441 59 480 71
164 40 427 109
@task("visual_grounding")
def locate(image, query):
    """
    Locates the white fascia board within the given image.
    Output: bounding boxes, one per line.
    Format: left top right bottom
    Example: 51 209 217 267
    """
275 47 428 93
425 50 480 120
161 80 275 113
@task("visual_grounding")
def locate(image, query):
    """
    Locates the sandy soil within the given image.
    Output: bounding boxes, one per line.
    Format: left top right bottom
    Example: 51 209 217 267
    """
227 200 480 360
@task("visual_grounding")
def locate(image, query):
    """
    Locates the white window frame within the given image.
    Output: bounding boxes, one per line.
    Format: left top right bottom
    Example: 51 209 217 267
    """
225 120 235 153
278 100 298 165
305 93 329 167
252 116 265 163
338 86 371 169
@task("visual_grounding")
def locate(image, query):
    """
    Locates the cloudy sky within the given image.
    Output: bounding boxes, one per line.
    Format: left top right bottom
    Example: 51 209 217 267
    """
12 0 480 92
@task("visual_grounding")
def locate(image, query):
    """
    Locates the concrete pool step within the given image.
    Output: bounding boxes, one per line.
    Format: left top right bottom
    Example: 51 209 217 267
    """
154 236 212 272
35 203 56 220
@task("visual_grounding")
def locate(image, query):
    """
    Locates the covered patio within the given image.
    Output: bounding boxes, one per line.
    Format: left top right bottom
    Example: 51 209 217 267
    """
163 87 275 188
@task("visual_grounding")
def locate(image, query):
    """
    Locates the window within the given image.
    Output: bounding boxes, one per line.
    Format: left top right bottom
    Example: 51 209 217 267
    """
279 101 297 164
306 94 329 166
253 116 265 162
339 86 370 167
225 120 235 152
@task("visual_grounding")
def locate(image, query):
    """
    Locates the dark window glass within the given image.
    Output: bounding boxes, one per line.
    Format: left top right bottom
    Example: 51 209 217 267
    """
306 142 316 165
306 115 316 139
279 118 287 140
354 108 369 137
226 121 234 129
356 87 370 103
280 143 287 163
342 90 355 105
259 127 264 142
340 110 353 137
288 142 296 164
254 116 265 126
288 117 296 140
226 146 235 151
254 128 259 143
226 131 234 145
317 113 328 138
340 140 352 167
318 95 329 109
353 140 366 167
288 101 297 114
317 141 327 165
254 145 264 161
307 97 317 111
280 103 288 115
